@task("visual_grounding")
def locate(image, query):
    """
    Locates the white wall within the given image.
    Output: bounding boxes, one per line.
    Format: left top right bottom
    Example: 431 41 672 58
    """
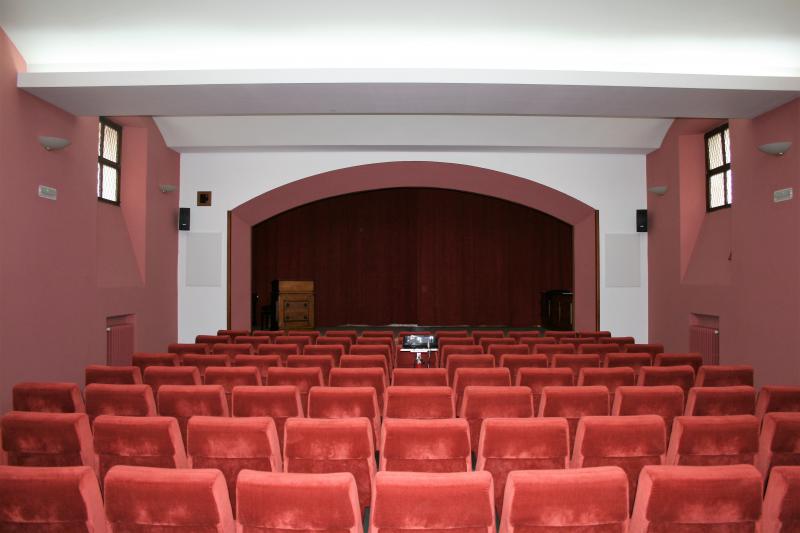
178 151 648 342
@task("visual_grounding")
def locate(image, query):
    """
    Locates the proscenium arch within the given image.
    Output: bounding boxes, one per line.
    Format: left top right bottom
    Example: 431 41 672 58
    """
228 161 598 330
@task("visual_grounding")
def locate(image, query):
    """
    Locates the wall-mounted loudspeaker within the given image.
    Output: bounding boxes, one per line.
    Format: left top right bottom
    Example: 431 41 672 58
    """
179 207 190 231
636 209 648 232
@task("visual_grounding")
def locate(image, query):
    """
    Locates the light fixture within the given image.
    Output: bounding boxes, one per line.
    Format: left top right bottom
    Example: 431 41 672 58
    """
37 136 71 151
159 184 177 193
648 185 668 196
758 141 792 156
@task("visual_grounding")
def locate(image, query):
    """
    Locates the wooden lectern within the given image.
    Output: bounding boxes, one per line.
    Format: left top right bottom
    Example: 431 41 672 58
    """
271 280 315 330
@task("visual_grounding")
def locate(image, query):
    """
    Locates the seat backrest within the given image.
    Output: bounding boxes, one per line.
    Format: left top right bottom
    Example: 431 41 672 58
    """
685 385 756 416
761 466 800 533
288 330 321 342
303 344 345 365
611 385 684 438
654 352 704 372
487 343 529 364
380 417 471 473
218 329 250 338
287 354 335 384
133 353 179 372
316 336 352 352
85 365 142 385
453 368 512 412
143 365 202 395
156 384 229 442
479 337 515 352
499 354 548 383
339 355 390 377
202 367 260 394
2 411 96 472
459 386 534 451
559 337 597 347
231 385 302 449
515 367 574 412
577 343 620 356
233 335 273 349
577 367 636 401
533 343 576 359
756 386 800 421
362 330 394 338
384 385 455 419
266 367 324 414
181 354 230 377
756 412 800 481
601 336 635 346
637 365 695 393
446 354 495 385
508 330 541 341
626 343 664 356
104 465 234 533
167 343 210 355
667 414 759 466
307 386 381 444
518 336 556 353
440 344 483 367
257 343 299 362
435 330 470 338
233 355 281 383
543 330 577 340
326 330 358 342
349 344 391 363
552 354 601 381
538 385 609 447
579 331 612 338
329 367 387 411
196 334 233 346
695 365 754 387
12 382 84 413
84 383 157 424
605 352 652 370
472 330 505 342
212 343 254 356
251 330 286 341
392 368 448 386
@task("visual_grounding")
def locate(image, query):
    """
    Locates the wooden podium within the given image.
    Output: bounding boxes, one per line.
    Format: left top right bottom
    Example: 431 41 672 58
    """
272 280 315 330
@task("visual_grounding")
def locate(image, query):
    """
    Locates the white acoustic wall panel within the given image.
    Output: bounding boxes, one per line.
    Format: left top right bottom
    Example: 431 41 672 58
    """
185 232 222 287
605 233 642 288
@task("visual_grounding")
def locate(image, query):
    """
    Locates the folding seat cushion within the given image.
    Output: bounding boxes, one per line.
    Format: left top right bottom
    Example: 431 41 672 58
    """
104 465 234 533
487 343 529 365
349 345 392 368
479 337 516 353
499 467 629 533
212 343 254 357
156 384 229 442
695 364 755 387
133 352 179 372
761 466 800 532
516 367 574 412
187 416 282 511
181 354 230 377
284 417 376 510
600 336 635 346
231 386 303 450
630 464 763 533
392 368 449 387
518 336 556 353
626 343 664 357
204 366 261 409
543 330 577 341
371 471 494 533
667 415 759 467
508 330 541 342
637 365 695 393
446 354 495 386
234 335 273 349
316 335 352 353
685 385 756 416
477 418 569 509
578 330 612 339
472 330 505 343
612 386 685 438
12 382 84 413
0 465 106 533
552 354 601 381
380 418 472 473
304 344 345 365
654 352 704 373
577 367 636 402
326 330 358 343
168 343 210 355
534 343 576 360
258 343 299 362
435 330 470 338
452 368 512 412
756 412 800 480
266 367 324 414
756 386 800 420
2 412 96 471
286 355 335 384
197 334 233 346
605 352 652 370
307 386 381 444
219 329 250 338
329 367 387 412
143 365 202 395
275 335 312 352
500 354 548 383
84 383 157 424
440 344 483 368
287 330 321 343
233 355 281 384
572 415 666 509
460 386 534 451
85 365 142 385
94 415 187 482
538 386 610 446
577 343 620 356
237 471 362 533
384 386 455 419
252 330 286 342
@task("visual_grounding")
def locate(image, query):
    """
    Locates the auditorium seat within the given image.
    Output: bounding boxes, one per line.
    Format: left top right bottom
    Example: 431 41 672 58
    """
459 386 534 452
204 366 261 409
258 343 300 363
326 330 358 343
316 335 352 353
231 386 302 450
577 343 621 357
543 330 577 341
551 353 601 381
605 352 652 370
132 352 179 371
275 335 313 352
187 416 282 511
559 337 597 347
534 343 576 360
695 364 755 387
339 357 388 380
156 384 229 443
0 465 106 532
756 412 800 481
472 330 505 343
12 382 84 413
287 354 334 384
499 467 629 533
452 368 512 412
600 336 635 347
329 367 387 413
233 354 282 383
360 330 393 339
439 344 483 368
288 329 321 343
104 465 234 533
266 367 324 414
143 365 202 395
500 354 548 383
181 354 229 377
757 386 800 421
518 336 556 353
479 337 515 352
168 342 210 355
578 367 636 403
477 417 569 510
761 466 800 532
612 386 685 438
487 343 529 365
508 330 541 341
685 386 756 416
94 415 187 483
304 344 345 365
237 471 362 533
579 330 612 339
538 386 609 446
626 343 664 356
392 367 448 386
84 383 157 424
630 465 762 533
435 330 469 338
446 354 495 386
350 344 392 368
284 417 376 511
251 330 286 342
384 386 455 419
380 418 471 472
516 367 574 412
438 337 477 359
196 334 233 347
355 336 393 351
212 343 254 358
234 335 272 350
667 415 759 466
308 386 381 444
637 365 695 394
654 352 704 373
85 364 142 385
371 471 494 533
1 411 96 471
218 329 250 338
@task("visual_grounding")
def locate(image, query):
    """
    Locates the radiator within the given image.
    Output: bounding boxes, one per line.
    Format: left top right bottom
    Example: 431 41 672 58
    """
689 325 719 365
107 324 135 366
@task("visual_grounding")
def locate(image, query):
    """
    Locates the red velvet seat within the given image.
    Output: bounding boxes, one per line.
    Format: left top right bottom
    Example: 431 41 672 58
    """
654 352 704 373
626 343 664 356
234 335 272 350
479 337 515 353
446 354 495 386
756 412 800 481
257 343 299 363
304 344 345 365
1 411 96 472
695 364 754 387
371 471 494 533
392 368 448 386
477 417 570 510
534 343 576 360
460 386 534 452
329 367 387 413
500 354 548 383
287 330 321 343
218 329 250 338
437 337 477 360
667 414 759 467
266 367 323 414
439 344 483 368
612 386 685 438
286 354 334 384
349 344 392 368
508 330 541 341
577 367 636 403
761 466 800 532
181 353 229 377
600 336 635 347
133 352 179 372
605 352 652 370
167 343 210 356
316 335 352 353
252 330 286 342
472 330 505 343
12 382 84 413
275 335 312 352
197 334 233 347
94 415 187 483
381 418 471 472
340 354 390 376
538 385 610 447
637 364 695 393
579 330 612 338
204 366 261 409
355 336 393 350
500 467 629 533
516 367 574 412
237 471 362 533
0 465 106 532
552 353 601 381
435 330 470 338
518 336 556 353
577 343 621 356
756 386 800 421
572 415 666 510
143 365 201 395
543 330 577 341
559 337 597 348
232 385 302 450
452 367 512 412
361 330 394 338
307 386 381 444
284 417 376 511
84 383 157 424
685 385 756 416
104 465 234 533
156 384 229 443
487 343 529 365
326 330 358 343
85 365 142 385
630 464 763 533
187 416 281 511
233 354 281 384
212 343 253 357
384 386 455 419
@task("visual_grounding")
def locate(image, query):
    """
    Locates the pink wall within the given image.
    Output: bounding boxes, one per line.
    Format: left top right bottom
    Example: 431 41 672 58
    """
0 29 180 413
647 100 800 386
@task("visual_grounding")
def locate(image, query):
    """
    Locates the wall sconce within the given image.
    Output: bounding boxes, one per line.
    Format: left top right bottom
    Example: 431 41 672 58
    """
159 184 177 193
648 185 668 196
758 141 792 156
38 136 71 151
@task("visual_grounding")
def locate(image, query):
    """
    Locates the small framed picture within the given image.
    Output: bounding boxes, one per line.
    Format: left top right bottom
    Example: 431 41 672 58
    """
197 191 212 206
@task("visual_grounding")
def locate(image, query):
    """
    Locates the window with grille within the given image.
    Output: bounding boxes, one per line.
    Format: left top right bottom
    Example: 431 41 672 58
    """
705 124 732 211
97 118 122 204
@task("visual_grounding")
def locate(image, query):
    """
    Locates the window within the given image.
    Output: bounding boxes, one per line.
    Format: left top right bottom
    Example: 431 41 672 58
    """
97 118 122 204
705 124 732 211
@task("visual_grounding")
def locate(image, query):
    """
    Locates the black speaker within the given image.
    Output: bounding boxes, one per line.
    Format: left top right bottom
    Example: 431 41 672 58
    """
179 207 190 231
636 209 648 232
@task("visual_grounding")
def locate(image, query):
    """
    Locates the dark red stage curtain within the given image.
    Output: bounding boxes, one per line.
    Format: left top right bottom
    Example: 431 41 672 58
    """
252 188 572 327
